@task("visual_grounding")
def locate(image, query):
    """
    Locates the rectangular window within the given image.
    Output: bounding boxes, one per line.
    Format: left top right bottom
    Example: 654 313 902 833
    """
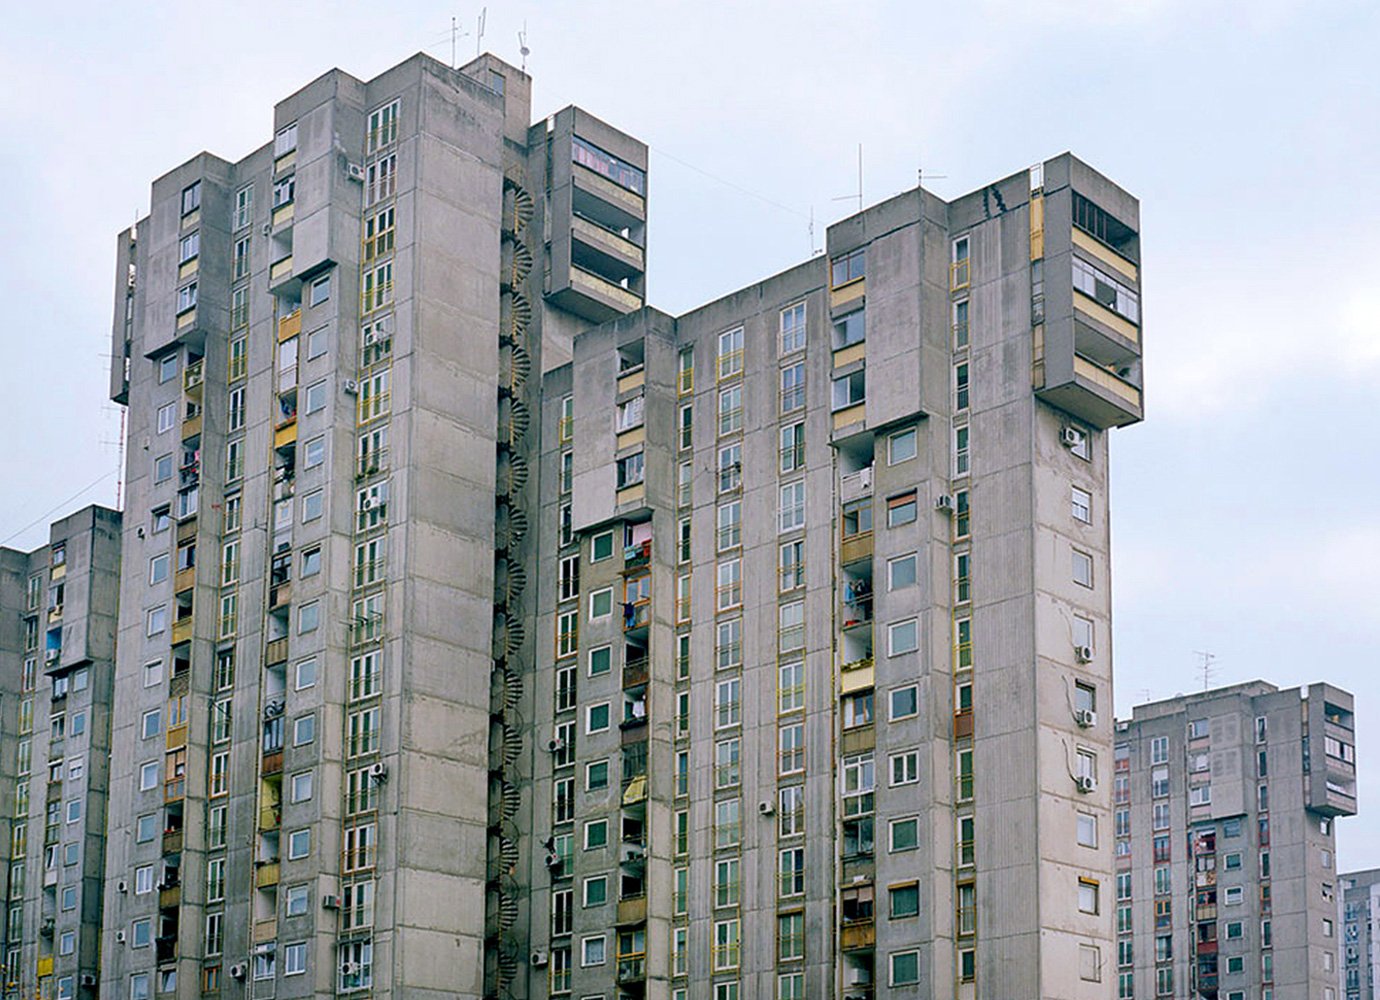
780 421 805 473
831 248 865 286
1073 548 1094 587
831 369 866 410
1071 486 1092 523
780 361 805 413
887 490 917 527
954 361 970 411
234 184 253 229
717 327 744 380
954 425 970 476
717 385 743 436
779 481 806 532
780 301 806 354
888 619 919 655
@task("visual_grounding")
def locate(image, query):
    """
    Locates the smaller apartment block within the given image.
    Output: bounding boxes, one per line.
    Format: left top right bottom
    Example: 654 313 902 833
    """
1116 682 1357 1000
0 506 122 1000
1341 869 1380 1000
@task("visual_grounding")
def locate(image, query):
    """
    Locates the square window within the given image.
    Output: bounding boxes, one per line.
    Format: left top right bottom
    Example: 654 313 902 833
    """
284 941 307 976
285 884 310 916
890 817 919 852
293 715 316 746
154 454 173 482
589 588 613 619
586 760 609 790
888 619 919 655
889 750 919 786
1077 812 1098 848
139 761 159 791
149 553 169 584
1079 879 1100 914
298 601 320 633
888 427 918 464
588 646 611 676
890 686 919 720
889 882 920 918
301 548 322 577
303 436 326 468
136 813 158 842
888 553 917 590
302 490 324 521
887 491 917 527
287 828 311 860
584 820 608 850
291 771 313 803
583 876 608 907
310 275 331 307
890 950 920 986
586 703 610 734
141 708 161 739
307 326 328 359
304 380 328 415
156 402 176 434
132 917 152 947
581 935 606 967
158 355 179 384
295 659 317 690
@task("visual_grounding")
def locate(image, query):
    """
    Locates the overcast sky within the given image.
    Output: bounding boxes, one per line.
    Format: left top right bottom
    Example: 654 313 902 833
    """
1 0 1376 867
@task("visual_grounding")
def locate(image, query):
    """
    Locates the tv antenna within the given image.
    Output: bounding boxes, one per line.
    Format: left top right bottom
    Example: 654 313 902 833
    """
475 6 487 57
918 151 947 190
449 17 470 69
831 143 863 215
1193 650 1218 691
518 24 530 71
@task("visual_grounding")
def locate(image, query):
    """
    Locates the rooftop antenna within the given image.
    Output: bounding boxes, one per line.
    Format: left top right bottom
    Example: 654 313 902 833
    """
475 6 487 57
917 151 947 190
1194 650 1219 691
831 143 864 216
518 23 530 72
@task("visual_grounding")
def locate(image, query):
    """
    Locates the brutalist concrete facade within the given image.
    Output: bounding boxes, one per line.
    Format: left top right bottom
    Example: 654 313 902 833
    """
1117 682 1357 999
530 155 1142 1000
0 505 122 999
103 51 646 1000
1342 868 1380 1000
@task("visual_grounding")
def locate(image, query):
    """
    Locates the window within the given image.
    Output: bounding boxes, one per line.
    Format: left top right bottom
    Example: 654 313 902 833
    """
1223 885 1243 905
1072 256 1140 323
303 436 325 468
717 327 744 379
951 235 970 288
181 181 201 216
890 750 919 785
1072 549 1093 587
234 184 253 229
953 298 970 348
890 950 920 986
139 760 160 791
1078 812 1098 847
1150 735 1169 764
616 394 645 432
287 828 311 860
586 703 610 734
890 685 919 720
131 973 151 1000
616 451 645 488
887 491 917 527
889 427 917 464
779 539 805 591
842 690 873 728
719 442 743 491
583 875 608 907
304 379 328 415
302 489 324 522
954 361 970 411
294 714 316 746
831 369 866 410
584 819 608 850
1071 486 1092 523
888 619 918 655
780 422 805 473
298 601 319 633
831 248 865 286
715 799 741 848
678 403 693 450
780 302 806 354
780 362 805 412
585 760 609 790
284 942 307 976
589 587 613 620
718 385 743 435
954 425 970 476
779 481 806 532
309 274 331 307
581 935 607 966
153 453 173 483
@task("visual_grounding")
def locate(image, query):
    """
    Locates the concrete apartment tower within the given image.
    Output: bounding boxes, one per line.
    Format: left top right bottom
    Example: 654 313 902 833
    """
1116 682 1358 1000
529 159 1142 1000
104 53 645 999
1342 869 1380 1000
103 50 1145 1000
0 506 122 999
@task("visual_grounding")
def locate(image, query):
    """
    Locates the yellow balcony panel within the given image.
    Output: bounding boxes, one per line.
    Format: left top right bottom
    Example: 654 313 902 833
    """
254 918 278 944
570 266 642 312
616 484 645 508
1074 294 1139 346
1029 191 1045 261
50 562 66 581
166 723 187 751
278 309 302 342
1074 355 1142 409
840 725 875 756
265 637 289 666
174 566 195 594
573 215 645 269
255 862 280 889
830 278 865 311
158 884 181 909
574 162 646 217
833 342 866 369
832 403 865 432
617 367 646 394
47 607 62 625
269 255 294 283
840 658 875 694
171 618 193 646
180 412 202 440
177 259 199 281
181 208 200 230
840 920 876 951
258 804 281 831
272 202 295 228
839 532 873 568
677 369 694 396
273 150 296 175
161 828 183 855
1072 227 1138 282
36 956 53 978
274 421 298 450
616 895 647 926
616 427 646 451
176 309 196 331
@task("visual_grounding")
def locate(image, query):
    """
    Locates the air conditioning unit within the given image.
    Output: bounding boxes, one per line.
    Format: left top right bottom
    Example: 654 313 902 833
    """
368 762 389 782
546 737 566 753
343 378 360 395
229 963 247 981
322 894 342 910
360 497 376 511
262 223 272 237
758 800 775 816
341 962 361 977
1075 709 1097 729
117 879 128 894
934 494 955 513
544 853 562 870
1074 645 1094 664
530 950 549 968
80 974 98 987
362 329 378 346
622 849 645 864
1075 775 1097 794
347 163 366 182
1060 426 1084 448
114 930 127 943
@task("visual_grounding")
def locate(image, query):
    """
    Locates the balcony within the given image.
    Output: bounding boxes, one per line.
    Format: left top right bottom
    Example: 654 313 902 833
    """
158 884 181 909
623 540 651 571
840 919 876 952
273 421 298 450
261 750 283 776
254 861 280 889
623 658 649 690
840 657 874 694
254 919 278 945
269 581 292 612
616 895 647 926
170 617 193 646
572 215 645 276
573 162 645 222
616 955 647 985
264 637 289 666
1036 353 1142 429
269 255 295 290
174 565 195 594
278 309 301 342
571 265 642 314
162 828 184 855
623 600 650 632
840 466 874 503
165 723 187 751
259 805 282 832
180 411 202 439
839 531 873 569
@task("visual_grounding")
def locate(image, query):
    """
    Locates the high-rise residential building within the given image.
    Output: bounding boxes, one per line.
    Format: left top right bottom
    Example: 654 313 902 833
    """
530 159 1142 1000
104 51 644 1000
1342 869 1380 1000
101 48 1146 1000
0 505 122 1000
1115 682 1358 1000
